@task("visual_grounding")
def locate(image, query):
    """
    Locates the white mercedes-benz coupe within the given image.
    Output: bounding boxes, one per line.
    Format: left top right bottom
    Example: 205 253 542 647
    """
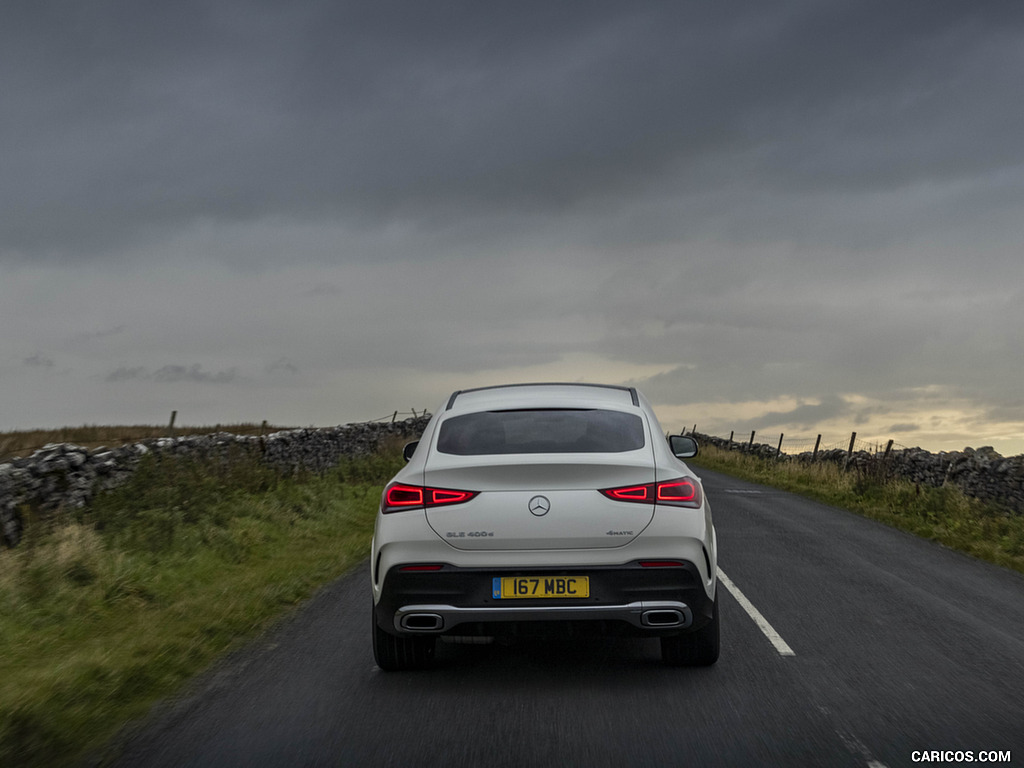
370 383 718 669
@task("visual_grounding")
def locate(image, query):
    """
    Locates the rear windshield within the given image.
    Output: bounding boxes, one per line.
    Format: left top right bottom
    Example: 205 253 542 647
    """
436 409 645 455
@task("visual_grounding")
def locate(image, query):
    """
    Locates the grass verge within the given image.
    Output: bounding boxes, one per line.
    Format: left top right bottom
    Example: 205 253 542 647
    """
689 444 1024 576
0 447 403 768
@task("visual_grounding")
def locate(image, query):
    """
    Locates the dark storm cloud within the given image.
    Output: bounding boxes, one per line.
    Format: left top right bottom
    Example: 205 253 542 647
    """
106 364 239 383
265 358 299 375
153 365 239 383
70 325 126 343
982 402 1024 425
4 0 1024 261
3 1 1023 453
24 354 55 368
739 396 852 431
106 366 147 382
889 424 920 434
614 266 1024 430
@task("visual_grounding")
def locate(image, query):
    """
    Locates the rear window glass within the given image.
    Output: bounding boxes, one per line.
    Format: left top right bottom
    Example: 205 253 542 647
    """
436 409 645 455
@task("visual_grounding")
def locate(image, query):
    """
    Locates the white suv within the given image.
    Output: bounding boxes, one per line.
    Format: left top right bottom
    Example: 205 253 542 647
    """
370 383 718 669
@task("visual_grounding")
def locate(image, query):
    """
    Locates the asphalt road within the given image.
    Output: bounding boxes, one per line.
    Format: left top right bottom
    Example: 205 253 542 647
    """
106 468 1024 768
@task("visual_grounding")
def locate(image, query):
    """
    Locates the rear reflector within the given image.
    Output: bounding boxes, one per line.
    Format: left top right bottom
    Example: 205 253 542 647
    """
639 560 686 568
399 564 444 572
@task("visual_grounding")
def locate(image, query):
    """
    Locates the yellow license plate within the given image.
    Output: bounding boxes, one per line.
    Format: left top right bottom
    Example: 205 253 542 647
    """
493 576 590 599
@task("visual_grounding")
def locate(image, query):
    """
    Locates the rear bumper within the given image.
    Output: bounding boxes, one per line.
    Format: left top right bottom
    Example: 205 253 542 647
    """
375 560 714 638
394 600 694 633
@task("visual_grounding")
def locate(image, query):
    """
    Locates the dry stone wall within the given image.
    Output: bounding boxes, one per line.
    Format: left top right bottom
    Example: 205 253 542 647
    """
0 415 431 548
691 432 1024 514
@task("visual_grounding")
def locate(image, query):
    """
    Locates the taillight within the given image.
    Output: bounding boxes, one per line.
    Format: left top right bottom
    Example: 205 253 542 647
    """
640 560 686 568
599 477 702 508
382 483 479 514
656 479 700 505
384 484 424 509
602 485 651 502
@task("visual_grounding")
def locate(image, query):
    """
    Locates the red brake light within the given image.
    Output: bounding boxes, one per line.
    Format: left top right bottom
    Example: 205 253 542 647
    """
601 485 651 502
382 483 478 513
599 477 702 508
385 484 424 508
430 488 475 505
657 479 698 503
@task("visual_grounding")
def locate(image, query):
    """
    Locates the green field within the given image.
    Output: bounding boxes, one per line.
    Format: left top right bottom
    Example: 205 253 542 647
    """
0 446 402 768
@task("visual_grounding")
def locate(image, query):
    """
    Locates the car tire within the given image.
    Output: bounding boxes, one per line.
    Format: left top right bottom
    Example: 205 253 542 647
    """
660 592 719 667
372 607 436 671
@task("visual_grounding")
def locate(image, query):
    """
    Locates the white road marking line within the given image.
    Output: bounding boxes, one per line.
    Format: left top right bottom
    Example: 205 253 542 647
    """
830 716 891 768
717 569 796 656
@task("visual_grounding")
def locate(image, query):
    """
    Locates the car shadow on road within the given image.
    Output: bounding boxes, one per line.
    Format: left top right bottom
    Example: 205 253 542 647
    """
371 634 719 694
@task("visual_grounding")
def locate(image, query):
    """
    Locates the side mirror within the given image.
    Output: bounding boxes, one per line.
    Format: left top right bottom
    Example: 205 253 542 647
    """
402 441 419 462
669 434 698 459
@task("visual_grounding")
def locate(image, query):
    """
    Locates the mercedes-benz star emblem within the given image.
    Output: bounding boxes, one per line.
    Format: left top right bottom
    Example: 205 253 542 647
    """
528 495 551 516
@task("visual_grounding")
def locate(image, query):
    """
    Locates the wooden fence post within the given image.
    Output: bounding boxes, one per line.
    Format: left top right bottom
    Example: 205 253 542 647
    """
813 434 821 460
848 432 857 456
748 430 756 450
729 431 734 444
776 433 784 458
168 410 177 437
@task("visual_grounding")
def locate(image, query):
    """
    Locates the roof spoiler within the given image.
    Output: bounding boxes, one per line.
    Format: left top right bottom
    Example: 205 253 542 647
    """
445 383 638 411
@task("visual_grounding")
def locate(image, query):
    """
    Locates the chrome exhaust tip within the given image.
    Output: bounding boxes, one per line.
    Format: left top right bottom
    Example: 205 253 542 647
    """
641 609 686 627
400 613 444 631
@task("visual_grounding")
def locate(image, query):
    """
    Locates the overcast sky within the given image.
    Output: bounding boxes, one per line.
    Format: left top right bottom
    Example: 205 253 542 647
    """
3 0 1023 456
